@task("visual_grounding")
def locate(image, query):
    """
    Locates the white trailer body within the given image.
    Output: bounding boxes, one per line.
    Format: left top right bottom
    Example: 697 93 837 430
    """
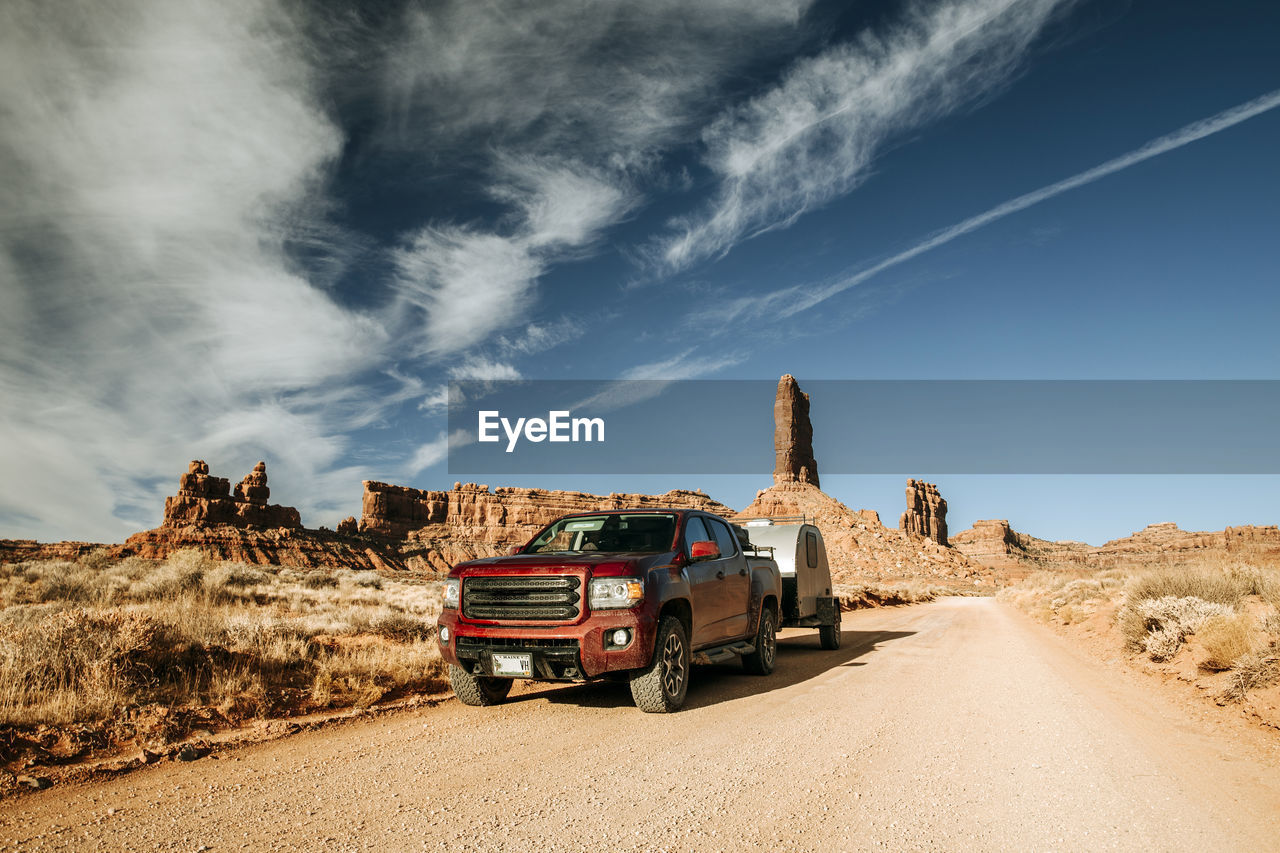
738 518 842 649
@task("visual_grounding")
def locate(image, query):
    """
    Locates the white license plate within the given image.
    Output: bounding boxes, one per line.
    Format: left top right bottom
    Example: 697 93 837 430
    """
492 653 532 677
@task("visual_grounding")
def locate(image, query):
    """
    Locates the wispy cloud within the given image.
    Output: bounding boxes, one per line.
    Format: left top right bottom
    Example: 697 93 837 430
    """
449 357 523 382
0 0 384 538
725 87 1280 321
621 349 745 381
390 160 635 358
381 0 814 361
658 0 1072 271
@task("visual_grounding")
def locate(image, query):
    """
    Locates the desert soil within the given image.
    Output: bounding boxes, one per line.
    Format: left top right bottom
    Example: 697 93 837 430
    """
3 598 1278 852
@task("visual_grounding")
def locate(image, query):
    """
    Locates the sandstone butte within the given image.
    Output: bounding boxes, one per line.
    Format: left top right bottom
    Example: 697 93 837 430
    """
4 375 1278 580
900 478 948 545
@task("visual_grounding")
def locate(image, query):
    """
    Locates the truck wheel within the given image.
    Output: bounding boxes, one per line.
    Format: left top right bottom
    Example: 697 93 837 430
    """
630 616 690 713
449 664 513 706
743 608 777 675
819 617 841 650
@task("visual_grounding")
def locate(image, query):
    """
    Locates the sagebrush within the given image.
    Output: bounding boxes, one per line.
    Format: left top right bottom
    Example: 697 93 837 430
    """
0 551 445 730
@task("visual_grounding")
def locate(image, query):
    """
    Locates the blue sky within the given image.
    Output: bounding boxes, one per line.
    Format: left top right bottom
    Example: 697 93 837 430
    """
1 0 1277 544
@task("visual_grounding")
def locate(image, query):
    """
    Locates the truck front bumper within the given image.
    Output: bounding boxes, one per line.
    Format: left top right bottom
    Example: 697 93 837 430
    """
437 609 655 680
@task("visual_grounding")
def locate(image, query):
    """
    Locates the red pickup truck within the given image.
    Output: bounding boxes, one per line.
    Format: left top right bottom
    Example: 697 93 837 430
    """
436 508 783 712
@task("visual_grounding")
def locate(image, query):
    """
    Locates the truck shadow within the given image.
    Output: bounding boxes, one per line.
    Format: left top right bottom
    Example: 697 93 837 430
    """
509 628 915 710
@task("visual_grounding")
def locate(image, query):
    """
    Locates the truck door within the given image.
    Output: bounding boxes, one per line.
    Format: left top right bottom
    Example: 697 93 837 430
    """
706 517 750 641
683 515 728 647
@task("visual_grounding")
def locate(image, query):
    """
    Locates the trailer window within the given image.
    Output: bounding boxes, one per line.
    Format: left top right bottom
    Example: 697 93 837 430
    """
805 531 818 568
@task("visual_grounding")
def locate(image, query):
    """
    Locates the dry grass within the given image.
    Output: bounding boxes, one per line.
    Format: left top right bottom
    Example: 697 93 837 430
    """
833 580 945 609
1196 612 1259 671
0 551 445 735
1005 554 1280 701
1223 651 1280 702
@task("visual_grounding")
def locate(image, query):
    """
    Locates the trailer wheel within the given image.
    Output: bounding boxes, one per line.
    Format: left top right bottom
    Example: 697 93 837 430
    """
743 607 777 675
449 665 513 706
819 616 841 650
630 616 690 713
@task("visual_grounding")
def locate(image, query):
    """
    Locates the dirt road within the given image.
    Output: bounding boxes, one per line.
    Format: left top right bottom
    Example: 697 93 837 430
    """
4 598 1278 851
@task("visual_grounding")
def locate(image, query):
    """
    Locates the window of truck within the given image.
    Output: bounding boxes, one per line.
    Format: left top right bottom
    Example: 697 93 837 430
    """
683 516 710 551
525 513 677 554
707 518 738 557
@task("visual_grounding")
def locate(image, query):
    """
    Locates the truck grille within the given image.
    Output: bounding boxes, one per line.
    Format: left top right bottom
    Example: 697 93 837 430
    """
462 576 581 621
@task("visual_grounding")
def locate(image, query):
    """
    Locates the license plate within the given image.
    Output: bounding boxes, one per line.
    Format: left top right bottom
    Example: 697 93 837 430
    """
492 653 532 677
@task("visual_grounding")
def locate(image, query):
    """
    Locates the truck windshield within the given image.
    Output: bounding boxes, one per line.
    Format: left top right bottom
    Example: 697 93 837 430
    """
524 513 677 555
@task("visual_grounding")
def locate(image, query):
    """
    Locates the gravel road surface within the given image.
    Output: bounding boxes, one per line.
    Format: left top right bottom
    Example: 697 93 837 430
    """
4 597 1278 851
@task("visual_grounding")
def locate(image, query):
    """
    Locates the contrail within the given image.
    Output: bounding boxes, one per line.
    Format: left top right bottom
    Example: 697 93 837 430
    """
781 88 1280 316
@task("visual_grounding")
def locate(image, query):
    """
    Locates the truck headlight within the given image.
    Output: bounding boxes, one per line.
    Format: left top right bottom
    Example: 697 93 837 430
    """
443 578 460 609
589 577 643 609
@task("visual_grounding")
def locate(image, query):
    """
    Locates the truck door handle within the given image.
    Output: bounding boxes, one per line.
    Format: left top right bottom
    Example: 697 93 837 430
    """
715 570 725 580
738 568 748 576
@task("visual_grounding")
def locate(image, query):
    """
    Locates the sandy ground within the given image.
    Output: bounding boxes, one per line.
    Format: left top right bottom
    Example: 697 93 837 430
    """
3 597 1278 852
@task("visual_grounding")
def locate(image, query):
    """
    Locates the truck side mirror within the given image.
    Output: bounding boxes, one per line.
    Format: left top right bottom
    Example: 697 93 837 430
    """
689 540 720 561
508 545 523 556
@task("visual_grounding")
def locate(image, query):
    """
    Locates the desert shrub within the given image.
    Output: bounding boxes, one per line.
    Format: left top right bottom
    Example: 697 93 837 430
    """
1118 596 1232 661
1261 610 1280 635
0 558 448 730
310 640 445 709
1222 651 1280 702
208 564 270 588
0 608 159 725
32 561 94 604
1196 613 1259 671
350 571 383 589
1145 625 1184 662
1222 563 1268 597
136 549 211 600
78 548 115 571
1127 566 1256 607
302 570 338 590
1050 578 1106 610
369 613 434 643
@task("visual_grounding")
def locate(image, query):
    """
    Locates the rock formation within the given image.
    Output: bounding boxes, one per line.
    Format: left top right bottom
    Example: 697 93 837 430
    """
949 518 1280 574
362 481 735 573
234 461 270 504
163 460 300 530
773 374 819 488
899 479 948 545
949 520 1038 571
737 482 993 589
102 459 401 570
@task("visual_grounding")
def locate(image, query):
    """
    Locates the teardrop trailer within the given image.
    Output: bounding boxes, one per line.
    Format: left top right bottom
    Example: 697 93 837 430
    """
737 516 842 649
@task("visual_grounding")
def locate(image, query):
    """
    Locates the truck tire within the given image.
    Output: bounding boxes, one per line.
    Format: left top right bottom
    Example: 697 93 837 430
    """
630 616 690 713
449 664 513 706
819 617 841 650
743 607 777 675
